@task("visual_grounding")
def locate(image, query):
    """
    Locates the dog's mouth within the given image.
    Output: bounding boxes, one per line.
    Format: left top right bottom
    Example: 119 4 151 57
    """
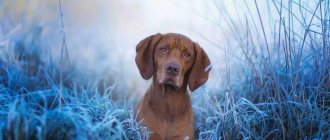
159 76 180 89
164 80 175 86
163 80 179 90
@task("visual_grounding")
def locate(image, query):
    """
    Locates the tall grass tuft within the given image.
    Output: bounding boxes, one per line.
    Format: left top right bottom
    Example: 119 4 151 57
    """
194 0 330 139
0 1 148 139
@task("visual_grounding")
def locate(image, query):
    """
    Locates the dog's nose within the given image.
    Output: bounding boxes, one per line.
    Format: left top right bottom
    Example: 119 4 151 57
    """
165 62 180 76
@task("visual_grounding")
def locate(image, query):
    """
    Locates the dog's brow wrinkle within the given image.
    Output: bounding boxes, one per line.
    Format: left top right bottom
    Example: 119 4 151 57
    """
175 35 177 47
204 64 212 72
176 34 180 47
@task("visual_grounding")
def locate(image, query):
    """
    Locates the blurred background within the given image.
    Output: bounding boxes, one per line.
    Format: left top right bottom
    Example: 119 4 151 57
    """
1 0 229 99
0 0 324 103
0 0 276 97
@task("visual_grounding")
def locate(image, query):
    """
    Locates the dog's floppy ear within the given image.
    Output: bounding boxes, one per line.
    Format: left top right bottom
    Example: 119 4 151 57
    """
135 33 162 80
188 42 211 91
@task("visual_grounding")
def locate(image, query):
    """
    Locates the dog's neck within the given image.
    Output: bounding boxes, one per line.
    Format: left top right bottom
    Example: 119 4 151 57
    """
146 77 191 121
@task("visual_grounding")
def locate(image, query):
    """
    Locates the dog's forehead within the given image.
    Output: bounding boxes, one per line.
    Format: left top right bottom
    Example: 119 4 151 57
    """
161 33 194 49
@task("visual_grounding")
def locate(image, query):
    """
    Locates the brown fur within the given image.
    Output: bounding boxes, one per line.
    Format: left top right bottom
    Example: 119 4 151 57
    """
135 33 211 140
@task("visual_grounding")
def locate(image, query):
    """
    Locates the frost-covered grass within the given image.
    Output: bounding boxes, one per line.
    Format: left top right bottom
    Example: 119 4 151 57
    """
193 0 330 139
0 33 148 139
1 0 330 140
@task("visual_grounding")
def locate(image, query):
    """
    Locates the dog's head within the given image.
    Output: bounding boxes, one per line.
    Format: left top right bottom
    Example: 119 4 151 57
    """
135 33 211 91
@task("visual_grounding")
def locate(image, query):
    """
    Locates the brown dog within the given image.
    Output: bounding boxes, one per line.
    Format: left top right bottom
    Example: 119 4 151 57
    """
135 33 211 140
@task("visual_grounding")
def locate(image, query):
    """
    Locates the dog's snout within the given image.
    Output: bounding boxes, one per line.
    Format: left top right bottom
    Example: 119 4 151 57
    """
165 62 180 76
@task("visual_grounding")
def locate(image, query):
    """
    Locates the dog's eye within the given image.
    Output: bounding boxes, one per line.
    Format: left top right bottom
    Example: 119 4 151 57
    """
160 47 168 53
183 51 191 57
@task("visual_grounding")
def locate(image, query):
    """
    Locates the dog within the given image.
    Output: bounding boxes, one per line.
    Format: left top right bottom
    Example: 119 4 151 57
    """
135 33 211 140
